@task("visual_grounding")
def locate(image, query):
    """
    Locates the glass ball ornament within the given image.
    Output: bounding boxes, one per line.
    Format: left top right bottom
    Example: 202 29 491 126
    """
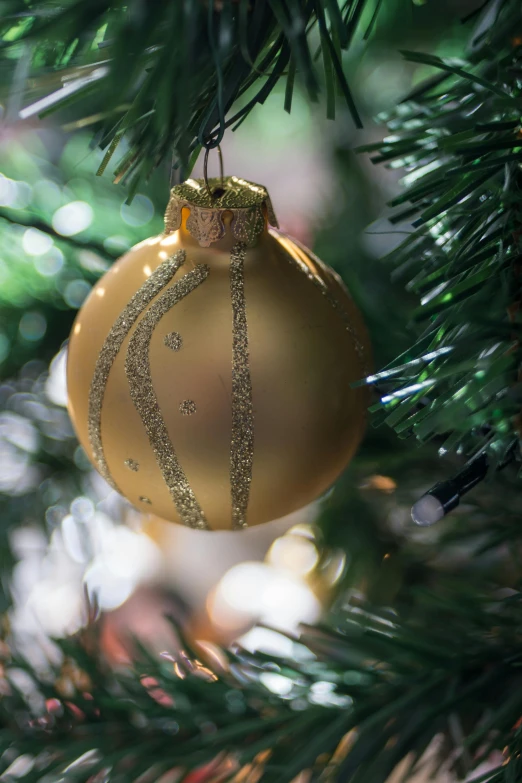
67 177 371 531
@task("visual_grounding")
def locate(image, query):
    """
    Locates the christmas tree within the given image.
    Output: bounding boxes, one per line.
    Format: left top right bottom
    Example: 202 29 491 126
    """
0 0 521 781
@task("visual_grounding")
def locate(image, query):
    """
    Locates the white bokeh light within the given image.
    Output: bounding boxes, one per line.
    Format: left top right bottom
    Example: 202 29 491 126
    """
209 559 321 635
260 672 294 696
267 534 319 576
261 570 321 630
45 348 68 407
84 523 162 611
52 201 93 236
22 228 54 256
10 506 163 639
208 561 272 631
29 579 85 637
0 176 20 207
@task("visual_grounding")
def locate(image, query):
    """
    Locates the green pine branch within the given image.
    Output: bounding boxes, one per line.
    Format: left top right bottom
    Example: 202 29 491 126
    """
360 0 522 469
2 579 522 782
0 0 379 193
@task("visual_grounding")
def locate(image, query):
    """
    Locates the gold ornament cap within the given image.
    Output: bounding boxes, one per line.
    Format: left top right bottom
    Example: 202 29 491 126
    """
164 175 279 248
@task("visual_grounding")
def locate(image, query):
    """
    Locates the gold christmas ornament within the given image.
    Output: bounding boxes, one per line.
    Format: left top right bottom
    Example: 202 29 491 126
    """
67 176 371 531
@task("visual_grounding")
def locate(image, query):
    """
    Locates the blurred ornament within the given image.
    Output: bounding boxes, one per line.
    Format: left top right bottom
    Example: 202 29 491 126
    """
68 174 370 530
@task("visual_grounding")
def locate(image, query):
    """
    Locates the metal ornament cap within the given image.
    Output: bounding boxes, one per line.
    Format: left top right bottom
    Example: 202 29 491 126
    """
164 176 279 248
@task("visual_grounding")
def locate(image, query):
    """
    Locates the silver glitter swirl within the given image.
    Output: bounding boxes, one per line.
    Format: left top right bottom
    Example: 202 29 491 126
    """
229 242 254 530
124 459 140 472
88 255 182 491
125 254 210 530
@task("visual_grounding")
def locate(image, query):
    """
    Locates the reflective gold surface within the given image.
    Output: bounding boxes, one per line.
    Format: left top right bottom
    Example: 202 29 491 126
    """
67 204 371 530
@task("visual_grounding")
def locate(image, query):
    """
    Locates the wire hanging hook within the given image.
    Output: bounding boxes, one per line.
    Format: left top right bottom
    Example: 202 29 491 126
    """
203 144 225 201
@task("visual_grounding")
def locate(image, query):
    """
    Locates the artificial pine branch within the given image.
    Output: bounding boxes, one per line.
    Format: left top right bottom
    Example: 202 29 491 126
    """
361 0 522 472
3 3 522 781
0 0 376 190
2 579 522 782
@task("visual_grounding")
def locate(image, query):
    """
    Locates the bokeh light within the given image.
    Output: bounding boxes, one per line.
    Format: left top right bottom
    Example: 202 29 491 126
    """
34 246 64 277
19 311 46 342
22 228 53 256
208 536 323 639
267 530 319 575
120 194 154 227
52 201 94 236
63 279 91 308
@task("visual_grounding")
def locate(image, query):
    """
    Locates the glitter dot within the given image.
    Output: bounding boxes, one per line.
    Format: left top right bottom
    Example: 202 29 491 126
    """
124 459 139 472
164 332 183 352
139 496 152 505
179 400 197 416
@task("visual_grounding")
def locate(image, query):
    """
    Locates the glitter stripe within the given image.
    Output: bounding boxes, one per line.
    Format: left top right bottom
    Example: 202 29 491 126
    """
88 255 183 491
125 258 210 530
229 242 254 530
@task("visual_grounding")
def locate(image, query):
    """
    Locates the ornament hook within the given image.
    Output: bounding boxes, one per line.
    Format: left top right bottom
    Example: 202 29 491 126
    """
203 145 225 201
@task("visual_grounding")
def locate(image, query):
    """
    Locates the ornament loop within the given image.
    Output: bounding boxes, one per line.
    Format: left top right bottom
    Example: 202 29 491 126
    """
203 145 225 201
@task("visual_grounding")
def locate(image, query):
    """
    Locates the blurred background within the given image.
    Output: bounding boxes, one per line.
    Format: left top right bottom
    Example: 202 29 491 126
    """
2 0 513 682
